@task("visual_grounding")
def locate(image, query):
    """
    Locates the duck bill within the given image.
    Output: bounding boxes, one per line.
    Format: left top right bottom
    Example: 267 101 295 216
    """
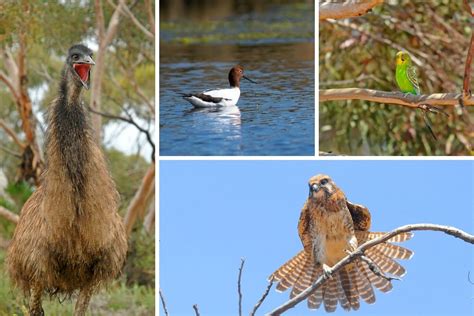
243 75 257 84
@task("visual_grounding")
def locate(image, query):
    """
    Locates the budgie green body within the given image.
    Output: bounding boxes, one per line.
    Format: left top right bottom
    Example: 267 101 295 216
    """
395 51 420 95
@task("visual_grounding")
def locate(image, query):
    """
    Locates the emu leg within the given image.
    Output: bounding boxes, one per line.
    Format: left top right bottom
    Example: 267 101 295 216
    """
74 286 93 316
29 285 44 316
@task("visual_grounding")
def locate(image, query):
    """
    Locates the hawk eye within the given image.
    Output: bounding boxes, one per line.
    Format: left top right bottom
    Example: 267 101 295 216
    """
320 179 328 185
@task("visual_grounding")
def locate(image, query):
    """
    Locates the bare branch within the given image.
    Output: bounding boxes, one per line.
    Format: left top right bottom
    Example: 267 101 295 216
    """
320 88 474 108
463 32 474 97
145 0 155 35
0 206 19 224
237 258 245 316
250 277 274 316
0 144 21 158
0 69 20 101
87 106 155 161
193 304 201 316
463 0 473 16
107 0 154 40
0 119 25 149
159 289 170 316
266 223 474 315
320 0 383 20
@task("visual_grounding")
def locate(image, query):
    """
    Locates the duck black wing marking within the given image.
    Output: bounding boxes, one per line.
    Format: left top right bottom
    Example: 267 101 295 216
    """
181 93 223 103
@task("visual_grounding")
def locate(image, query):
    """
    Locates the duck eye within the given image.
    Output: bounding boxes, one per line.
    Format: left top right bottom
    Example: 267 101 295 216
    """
320 179 328 185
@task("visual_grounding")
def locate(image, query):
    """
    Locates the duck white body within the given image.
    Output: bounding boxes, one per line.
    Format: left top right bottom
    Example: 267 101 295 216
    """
182 65 255 108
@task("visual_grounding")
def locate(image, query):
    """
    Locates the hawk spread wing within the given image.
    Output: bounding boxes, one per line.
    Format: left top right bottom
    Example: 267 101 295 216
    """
270 174 413 312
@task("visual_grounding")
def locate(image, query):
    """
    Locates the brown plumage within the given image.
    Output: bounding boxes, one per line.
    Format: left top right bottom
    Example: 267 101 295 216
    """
6 44 128 316
270 174 413 312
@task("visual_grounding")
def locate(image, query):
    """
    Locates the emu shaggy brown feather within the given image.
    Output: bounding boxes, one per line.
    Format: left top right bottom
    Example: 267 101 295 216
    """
7 44 127 316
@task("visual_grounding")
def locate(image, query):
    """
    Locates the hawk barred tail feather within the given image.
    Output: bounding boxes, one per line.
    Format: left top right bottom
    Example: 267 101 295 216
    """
269 175 414 312
269 232 413 312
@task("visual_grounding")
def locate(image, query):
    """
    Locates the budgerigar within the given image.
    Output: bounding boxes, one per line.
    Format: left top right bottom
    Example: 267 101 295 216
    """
395 51 444 140
395 51 420 95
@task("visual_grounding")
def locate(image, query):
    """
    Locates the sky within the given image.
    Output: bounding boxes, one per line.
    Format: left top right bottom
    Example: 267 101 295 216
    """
160 160 474 316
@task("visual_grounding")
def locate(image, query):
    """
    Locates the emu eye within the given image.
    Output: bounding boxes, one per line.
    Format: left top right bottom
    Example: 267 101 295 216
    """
320 179 328 185
72 54 79 60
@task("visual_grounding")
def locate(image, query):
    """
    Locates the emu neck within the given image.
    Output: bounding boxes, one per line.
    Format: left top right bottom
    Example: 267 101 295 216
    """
46 68 90 201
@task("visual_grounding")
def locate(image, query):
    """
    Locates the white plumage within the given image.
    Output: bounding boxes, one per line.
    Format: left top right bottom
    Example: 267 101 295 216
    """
182 65 256 108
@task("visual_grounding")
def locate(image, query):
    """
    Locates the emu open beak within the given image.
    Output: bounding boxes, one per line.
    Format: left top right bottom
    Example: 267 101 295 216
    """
73 56 95 90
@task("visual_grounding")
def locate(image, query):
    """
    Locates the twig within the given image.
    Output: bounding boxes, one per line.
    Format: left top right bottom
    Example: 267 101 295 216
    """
463 0 473 17
193 304 201 316
320 88 474 108
266 223 474 315
87 106 155 161
159 289 169 316
468 271 474 285
360 254 400 281
463 32 474 97
320 0 383 20
0 119 25 149
0 206 19 224
238 258 245 316
0 144 21 158
250 277 274 316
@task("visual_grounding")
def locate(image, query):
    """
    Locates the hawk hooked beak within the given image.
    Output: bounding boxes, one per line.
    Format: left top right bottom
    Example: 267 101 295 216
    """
309 183 319 196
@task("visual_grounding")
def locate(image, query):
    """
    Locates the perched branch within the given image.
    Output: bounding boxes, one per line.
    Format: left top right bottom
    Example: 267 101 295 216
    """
250 277 274 316
238 258 245 316
192 304 201 316
320 88 474 108
87 106 155 161
463 32 474 97
0 206 19 224
320 0 383 20
159 289 170 316
266 223 474 315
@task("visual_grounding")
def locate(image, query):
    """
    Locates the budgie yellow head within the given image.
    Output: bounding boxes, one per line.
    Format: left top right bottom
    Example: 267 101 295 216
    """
396 51 412 66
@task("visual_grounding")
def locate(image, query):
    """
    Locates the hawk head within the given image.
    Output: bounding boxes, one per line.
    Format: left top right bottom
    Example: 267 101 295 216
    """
308 174 338 200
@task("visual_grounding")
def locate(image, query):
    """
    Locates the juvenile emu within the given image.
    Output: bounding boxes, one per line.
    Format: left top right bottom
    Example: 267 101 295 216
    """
7 45 128 316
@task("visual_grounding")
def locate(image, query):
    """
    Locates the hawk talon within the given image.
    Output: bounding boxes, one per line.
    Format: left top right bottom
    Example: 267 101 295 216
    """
322 264 333 279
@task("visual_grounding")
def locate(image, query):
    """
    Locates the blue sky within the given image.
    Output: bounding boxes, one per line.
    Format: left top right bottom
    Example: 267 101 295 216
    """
160 160 474 316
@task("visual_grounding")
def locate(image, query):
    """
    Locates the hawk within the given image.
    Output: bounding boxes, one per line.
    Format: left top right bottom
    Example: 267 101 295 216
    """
269 174 413 312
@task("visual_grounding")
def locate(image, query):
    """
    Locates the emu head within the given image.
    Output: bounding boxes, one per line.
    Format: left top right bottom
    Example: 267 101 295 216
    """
66 44 95 90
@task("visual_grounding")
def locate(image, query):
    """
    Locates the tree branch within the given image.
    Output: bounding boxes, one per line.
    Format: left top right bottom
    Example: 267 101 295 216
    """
237 258 245 316
0 118 25 149
250 277 274 316
320 88 474 108
192 304 201 316
87 106 155 161
266 223 474 315
159 289 170 316
320 0 383 20
0 206 19 224
123 163 155 236
463 32 474 97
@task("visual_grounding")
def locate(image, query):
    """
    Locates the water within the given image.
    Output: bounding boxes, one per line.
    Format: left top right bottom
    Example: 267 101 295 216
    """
159 0 314 156
160 43 314 156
